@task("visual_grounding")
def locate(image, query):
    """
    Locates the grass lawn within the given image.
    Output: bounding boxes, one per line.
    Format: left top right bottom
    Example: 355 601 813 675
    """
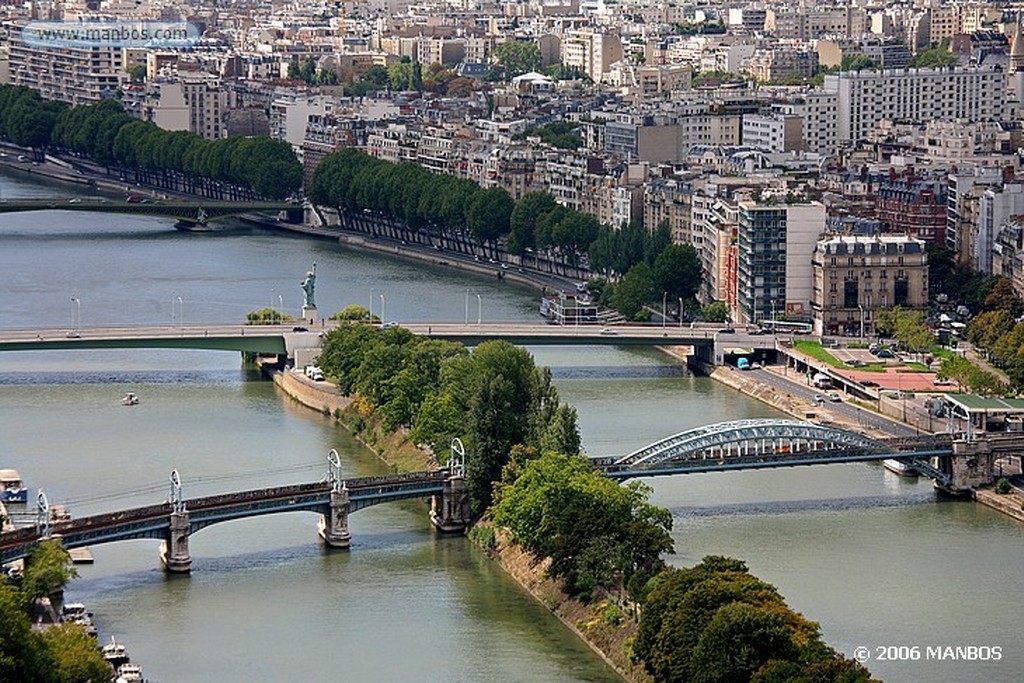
793 340 931 374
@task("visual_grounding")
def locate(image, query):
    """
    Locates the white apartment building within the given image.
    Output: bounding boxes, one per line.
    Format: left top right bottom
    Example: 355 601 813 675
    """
7 25 123 105
976 182 1024 274
824 66 1005 145
561 29 623 83
742 113 804 153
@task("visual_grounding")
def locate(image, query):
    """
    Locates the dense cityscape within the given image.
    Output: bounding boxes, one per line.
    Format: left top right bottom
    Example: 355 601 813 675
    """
3 0 1024 681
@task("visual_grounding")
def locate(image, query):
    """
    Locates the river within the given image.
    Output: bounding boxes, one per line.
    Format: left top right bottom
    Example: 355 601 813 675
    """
1 171 1022 683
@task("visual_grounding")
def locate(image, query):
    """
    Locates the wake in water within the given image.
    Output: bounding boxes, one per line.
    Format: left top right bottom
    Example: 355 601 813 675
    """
0 369 253 385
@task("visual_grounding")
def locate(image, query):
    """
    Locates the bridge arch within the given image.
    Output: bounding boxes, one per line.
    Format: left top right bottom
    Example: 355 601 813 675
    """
614 419 891 469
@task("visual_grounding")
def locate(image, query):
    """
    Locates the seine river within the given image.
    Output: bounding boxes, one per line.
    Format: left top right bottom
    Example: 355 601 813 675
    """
1 171 1022 683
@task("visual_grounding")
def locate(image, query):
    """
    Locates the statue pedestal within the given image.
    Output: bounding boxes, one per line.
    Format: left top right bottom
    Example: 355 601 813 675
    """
302 305 317 323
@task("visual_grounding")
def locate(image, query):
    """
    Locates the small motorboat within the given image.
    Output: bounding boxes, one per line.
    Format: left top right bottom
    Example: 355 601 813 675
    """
121 393 139 406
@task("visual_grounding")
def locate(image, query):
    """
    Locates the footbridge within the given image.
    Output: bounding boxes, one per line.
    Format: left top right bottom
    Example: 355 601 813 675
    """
0 448 471 573
592 419 960 486
0 199 299 226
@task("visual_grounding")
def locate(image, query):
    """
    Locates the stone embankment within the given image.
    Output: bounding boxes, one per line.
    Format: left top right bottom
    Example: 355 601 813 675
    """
972 487 1024 523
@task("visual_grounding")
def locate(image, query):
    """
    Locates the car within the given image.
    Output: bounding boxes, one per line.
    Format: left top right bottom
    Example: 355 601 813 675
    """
380 321 400 330
500 263 508 269
861 380 879 387
719 327 736 334
751 361 763 369
933 378 954 386
599 328 618 335
813 394 825 404
291 326 309 332
828 393 842 402
65 331 81 338
875 349 895 358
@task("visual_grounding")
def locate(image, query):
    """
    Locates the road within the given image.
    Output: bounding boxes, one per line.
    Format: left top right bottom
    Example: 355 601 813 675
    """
749 367 918 438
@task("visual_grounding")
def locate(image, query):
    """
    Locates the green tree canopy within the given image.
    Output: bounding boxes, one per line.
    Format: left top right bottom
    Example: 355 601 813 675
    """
493 40 542 80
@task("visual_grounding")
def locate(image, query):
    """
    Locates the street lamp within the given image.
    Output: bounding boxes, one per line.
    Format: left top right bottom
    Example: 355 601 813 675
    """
679 297 684 329
177 296 183 328
476 293 482 326
379 293 385 323
858 304 865 342
662 291 667 328
278 295 283 323
70 297 80 331
464 289 470 326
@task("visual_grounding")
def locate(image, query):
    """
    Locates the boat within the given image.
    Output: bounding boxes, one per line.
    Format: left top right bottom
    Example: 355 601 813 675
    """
102 636 130 668
121 392 139 406
115 663 144 682
883 458 918 477
0 469 27 503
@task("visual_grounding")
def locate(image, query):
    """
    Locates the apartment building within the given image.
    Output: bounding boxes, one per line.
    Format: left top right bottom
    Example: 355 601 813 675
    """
736 200 825 324
874 173 947 244
824 66 1005 145
975 182 1024 274
561 28 623 83
7 25 123 105
811 234 928 337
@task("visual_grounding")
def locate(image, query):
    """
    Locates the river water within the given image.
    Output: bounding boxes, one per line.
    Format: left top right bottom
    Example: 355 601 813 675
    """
1 171 1022 683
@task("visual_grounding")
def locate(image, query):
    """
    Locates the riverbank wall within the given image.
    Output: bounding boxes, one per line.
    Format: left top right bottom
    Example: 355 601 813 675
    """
972 487 1024 523
263 360 645 683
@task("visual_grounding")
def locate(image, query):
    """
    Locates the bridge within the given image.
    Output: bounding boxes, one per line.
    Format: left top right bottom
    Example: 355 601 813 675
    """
4 421 1014 575
591 419 956 483
0 199 299 226
0 322 776 366
0 449 472 572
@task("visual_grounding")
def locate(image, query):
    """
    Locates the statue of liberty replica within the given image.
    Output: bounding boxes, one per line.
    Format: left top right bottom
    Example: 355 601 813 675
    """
300 262 317 322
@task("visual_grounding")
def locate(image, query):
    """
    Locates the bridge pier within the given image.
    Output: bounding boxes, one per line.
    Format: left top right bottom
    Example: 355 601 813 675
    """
160 511 192 573
430 475 472 533
942 439 996 494
317 488 351 549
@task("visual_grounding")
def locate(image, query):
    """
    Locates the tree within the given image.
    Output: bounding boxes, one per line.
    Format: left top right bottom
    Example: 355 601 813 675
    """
493 40 542 80
983 277 1022 317
37 624 111 683
912 46 957 69
610 263 655 320
0 581 40 681
508 191 556 255
331 305 378 323
654 244 702 304
127 64 147 83
21 539 76 603
701 301 730 323
689 602 798 683
467 187 514 253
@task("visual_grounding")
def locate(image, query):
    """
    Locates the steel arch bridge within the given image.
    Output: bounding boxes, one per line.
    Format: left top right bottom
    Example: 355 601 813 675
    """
595 419 952 482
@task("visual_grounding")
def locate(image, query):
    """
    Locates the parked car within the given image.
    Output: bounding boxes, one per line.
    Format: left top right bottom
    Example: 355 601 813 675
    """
291 326 309 332
380 321 400 330
828 393 842 402
813 394 825 404
861 380 880 387
599 328 618 335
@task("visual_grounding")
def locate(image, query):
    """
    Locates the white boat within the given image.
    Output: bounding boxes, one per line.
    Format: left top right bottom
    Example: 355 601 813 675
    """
121 392 139 406
102 636 130 667
115 663 144 682
883 458 918 477
0 469 27 503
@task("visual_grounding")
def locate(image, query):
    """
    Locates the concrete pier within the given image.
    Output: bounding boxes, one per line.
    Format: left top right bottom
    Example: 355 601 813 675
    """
160 511 192 573
430 475 472 533
318 488 351 549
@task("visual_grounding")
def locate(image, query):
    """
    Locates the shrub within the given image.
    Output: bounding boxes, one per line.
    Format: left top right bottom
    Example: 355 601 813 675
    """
995 477 1012 494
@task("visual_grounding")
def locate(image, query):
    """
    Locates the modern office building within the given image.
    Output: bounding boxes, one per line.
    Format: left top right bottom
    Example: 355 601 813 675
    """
735 200 825 325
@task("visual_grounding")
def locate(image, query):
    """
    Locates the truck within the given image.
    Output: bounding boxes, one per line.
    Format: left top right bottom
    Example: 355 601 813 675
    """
811 372 832 389
736 357 751 371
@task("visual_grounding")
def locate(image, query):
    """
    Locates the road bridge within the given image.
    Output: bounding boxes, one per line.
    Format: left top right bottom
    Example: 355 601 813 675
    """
0 199 299 226
0 322 778 365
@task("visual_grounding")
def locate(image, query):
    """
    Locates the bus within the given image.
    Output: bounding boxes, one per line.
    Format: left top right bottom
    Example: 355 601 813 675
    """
760 320 812 335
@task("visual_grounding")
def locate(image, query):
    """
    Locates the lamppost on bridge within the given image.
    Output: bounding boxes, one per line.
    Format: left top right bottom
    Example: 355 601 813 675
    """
277 294 283 323
476 293 482 326
177 296 184 328
70 297 80 331
379 293 386 323
662 291 667 328
464 289 470 326
679 297 684 329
